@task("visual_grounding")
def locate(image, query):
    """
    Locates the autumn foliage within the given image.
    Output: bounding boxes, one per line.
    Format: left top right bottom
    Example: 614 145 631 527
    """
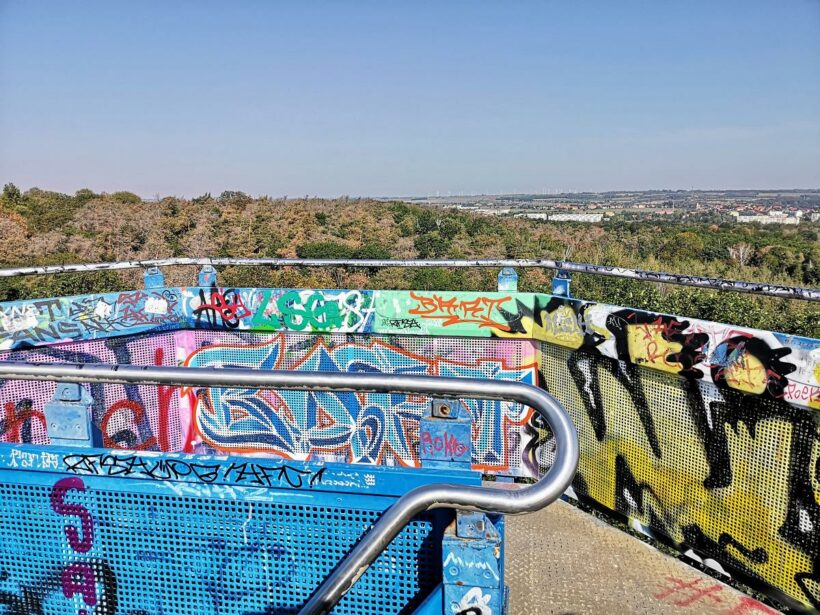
0 184 817 337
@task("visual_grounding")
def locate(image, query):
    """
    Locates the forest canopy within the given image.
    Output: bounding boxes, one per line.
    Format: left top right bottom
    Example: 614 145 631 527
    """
0 183 817 337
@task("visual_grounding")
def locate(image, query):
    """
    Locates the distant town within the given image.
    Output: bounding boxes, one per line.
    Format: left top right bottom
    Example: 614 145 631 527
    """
393 189 820 225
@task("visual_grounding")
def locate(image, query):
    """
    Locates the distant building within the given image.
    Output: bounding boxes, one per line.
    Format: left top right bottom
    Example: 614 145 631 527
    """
518 212 604 222
547 213 604 223
731 212 801 225
474 207 510 216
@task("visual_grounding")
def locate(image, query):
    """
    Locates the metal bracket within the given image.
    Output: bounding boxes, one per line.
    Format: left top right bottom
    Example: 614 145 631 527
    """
551 269 571 297
143 266 165 289
198 265 217 287
457 510 501 541
497 267 518 292
420 399 472 470
443 513 505 614
43 383 95 447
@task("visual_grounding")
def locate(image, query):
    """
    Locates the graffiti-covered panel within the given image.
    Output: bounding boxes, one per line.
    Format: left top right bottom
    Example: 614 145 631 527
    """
0 330 541 476
540 342 820 610
375 291 536 337
183 333 537 472
0 289 184 349
0 288 816 412
0 286 819 610
0 449 450 615
527 295 820 411
250 289 376 333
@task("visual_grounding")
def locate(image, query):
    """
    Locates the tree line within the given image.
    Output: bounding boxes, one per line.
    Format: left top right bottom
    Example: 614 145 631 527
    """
0 183 817 337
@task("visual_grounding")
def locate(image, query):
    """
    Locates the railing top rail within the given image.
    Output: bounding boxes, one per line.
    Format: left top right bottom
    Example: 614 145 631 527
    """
0 257 815 302
0 360 579 615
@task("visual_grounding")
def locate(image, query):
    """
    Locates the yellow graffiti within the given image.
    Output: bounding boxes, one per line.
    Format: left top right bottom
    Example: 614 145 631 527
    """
537 304 585 348
626 323 684 374
812 363 820 411
541 343 818 610
723 351 768 395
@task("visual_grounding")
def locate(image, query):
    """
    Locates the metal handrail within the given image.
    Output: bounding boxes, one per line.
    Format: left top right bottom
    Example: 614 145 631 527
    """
0 360 579 615
0 257 815 301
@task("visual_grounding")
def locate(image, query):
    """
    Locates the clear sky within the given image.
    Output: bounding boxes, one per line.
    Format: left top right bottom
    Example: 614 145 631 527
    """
1 1 818 198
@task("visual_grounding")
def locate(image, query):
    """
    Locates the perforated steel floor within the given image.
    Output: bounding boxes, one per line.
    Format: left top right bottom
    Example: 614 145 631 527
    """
505 500 781 614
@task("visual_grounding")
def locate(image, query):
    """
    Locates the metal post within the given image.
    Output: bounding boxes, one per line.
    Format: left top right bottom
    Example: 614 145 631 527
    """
143 266 165 289
43 383 95 447
497 267 518 292
198 264 217 287
419 399 471 470
552 270 571 297
420 398 504 612
443 511 504 615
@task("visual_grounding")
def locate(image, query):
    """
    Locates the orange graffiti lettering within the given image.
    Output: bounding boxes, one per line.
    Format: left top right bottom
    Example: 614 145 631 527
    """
408 292 512 331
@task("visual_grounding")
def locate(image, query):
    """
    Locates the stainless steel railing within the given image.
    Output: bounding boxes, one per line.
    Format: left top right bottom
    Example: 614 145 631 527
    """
0 257 815 301
0 360 579 615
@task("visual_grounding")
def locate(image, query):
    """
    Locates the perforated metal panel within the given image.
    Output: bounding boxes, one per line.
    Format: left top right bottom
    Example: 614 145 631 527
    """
539 342 818 609
0 332 182 452
0 479 442 615
0 330 539 477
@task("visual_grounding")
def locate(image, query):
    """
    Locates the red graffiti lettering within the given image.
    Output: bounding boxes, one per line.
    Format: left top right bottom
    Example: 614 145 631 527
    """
155 347 174 452
420 431 470 458
194 287 251 328
1 400 46 443
724 596 780 614
409 292 513 331
101 400 157 450
654 576 724 607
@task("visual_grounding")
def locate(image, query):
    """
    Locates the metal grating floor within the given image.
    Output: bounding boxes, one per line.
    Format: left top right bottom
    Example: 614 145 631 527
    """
505 500 781 615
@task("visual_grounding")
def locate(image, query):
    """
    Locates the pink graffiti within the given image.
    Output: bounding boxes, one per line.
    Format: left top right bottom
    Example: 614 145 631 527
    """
51 477 94 553
60 562 97 610
51 477 97 613
420 431 470 458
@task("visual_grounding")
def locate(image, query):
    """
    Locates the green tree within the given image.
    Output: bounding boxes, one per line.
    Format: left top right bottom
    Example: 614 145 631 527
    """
74 188 98 204
356 242 392 259
414 232 448 258
218 191 251 205
761 246 800 277
658 231 704 261
296 240 354 259
2 183 22 206
111 191 142 204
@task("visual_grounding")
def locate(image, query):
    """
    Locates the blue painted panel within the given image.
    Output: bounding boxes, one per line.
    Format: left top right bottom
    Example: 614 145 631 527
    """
0 444 480 498
0 443 479 614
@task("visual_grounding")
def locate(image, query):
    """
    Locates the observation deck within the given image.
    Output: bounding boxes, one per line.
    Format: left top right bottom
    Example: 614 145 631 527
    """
0 258 816 614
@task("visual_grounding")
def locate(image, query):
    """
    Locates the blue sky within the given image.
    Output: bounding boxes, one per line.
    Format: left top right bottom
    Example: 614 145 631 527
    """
1 1 818 197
